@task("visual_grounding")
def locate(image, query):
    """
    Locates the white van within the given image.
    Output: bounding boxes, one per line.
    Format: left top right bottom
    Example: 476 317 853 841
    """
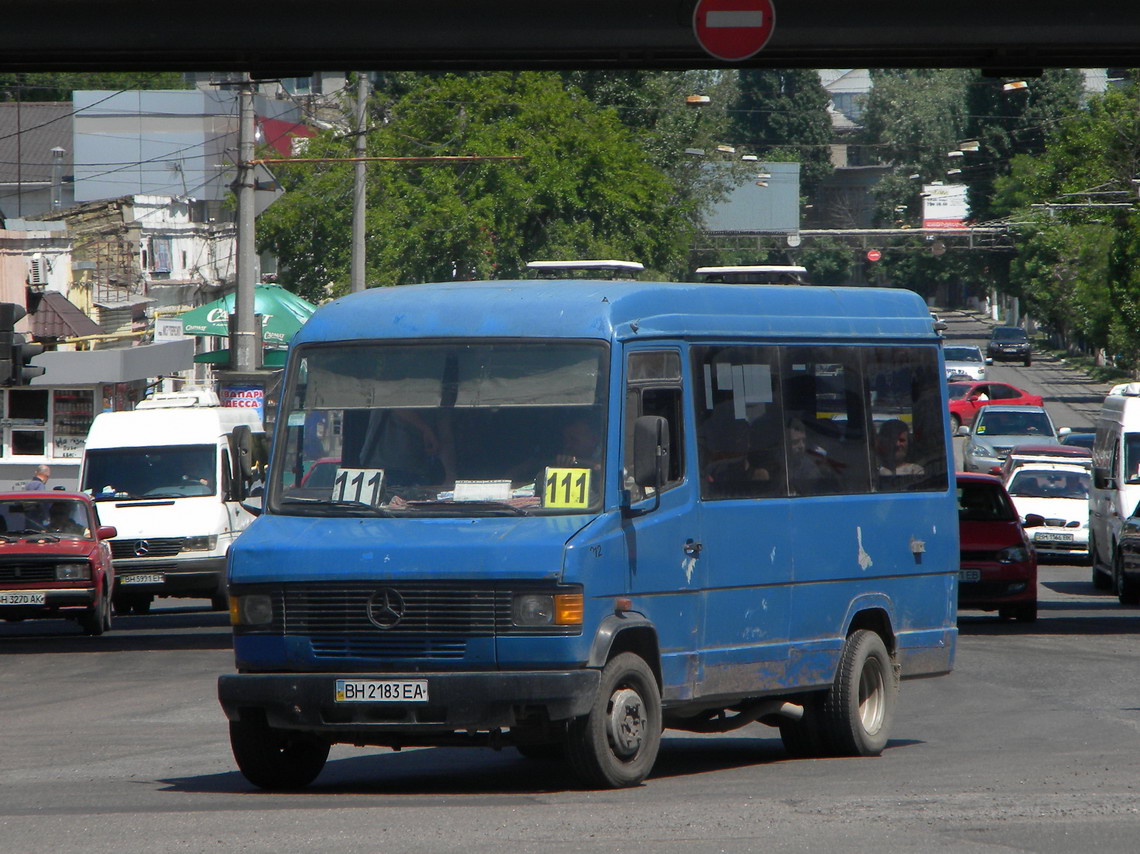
79 389 266 614
1090 383 1140 593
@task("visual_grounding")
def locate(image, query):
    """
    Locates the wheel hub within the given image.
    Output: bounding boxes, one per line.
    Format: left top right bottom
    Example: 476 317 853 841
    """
607 687 645 757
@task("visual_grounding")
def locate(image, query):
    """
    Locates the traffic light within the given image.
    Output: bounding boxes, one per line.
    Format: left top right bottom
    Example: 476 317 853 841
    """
0 302 45 385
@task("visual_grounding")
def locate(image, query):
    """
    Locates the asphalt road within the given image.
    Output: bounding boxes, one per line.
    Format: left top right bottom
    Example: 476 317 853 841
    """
2 321 1138 854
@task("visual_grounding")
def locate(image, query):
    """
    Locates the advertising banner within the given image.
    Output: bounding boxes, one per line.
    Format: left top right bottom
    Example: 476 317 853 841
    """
922 184 970 229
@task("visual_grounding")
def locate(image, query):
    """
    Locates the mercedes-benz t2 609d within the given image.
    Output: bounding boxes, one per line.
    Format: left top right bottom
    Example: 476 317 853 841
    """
218 279 958 790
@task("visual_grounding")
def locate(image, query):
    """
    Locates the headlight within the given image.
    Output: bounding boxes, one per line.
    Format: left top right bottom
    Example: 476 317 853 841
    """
511 591 583 627
183 535 218 551
997 545 1031 564
230 594 273 626
55 562 91 581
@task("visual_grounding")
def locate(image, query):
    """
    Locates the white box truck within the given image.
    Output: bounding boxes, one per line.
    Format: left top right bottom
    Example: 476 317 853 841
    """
79 389 266 614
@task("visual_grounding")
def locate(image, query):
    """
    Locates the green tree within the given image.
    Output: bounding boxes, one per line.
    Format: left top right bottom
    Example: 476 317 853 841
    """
258 73 696 300
730 69 833 190
0 72 188 101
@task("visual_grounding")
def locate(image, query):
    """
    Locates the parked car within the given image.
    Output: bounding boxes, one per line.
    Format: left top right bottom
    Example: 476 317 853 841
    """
947 380 1044 432
1003 462 1091 563
957 472 1041 622
944 345 989 382
987 326 1033 366
0 492 117 635
961 404 1061 474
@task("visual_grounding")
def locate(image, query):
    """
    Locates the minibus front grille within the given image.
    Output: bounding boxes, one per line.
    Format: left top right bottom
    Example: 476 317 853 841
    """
259 582 579 639
111 538 186 559
282 584 505 635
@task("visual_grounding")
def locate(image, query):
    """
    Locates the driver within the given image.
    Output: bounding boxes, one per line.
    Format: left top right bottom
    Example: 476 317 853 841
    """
45 501 86 536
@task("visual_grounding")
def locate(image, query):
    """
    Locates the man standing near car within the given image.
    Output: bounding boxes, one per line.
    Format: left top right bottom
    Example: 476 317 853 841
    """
23 465 50 491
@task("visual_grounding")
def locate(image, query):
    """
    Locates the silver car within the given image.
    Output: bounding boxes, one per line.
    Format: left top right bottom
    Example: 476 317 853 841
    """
961 404 1059 474
944 345 989 382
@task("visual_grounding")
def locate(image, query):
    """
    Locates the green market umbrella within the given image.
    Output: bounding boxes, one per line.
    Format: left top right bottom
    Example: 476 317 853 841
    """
178 284 317 347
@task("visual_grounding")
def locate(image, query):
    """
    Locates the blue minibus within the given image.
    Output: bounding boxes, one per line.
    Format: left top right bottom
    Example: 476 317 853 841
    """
218 278 957 789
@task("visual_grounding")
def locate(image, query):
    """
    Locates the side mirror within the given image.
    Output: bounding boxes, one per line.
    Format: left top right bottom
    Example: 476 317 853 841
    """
1023 513 1046 529
97 525 117 540
956 425 970 437
633 415 670 489
240 495 263 517
985 357 994 365
230 425 255 481
1058 426 1072 437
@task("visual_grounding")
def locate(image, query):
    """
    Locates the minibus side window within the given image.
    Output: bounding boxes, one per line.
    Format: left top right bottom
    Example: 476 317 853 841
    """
865 346 948 493
623 351 683 503
693 345 786 500
781 346 869 496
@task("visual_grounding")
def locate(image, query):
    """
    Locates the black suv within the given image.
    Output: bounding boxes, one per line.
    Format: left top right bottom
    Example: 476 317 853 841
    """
987 326 1032 366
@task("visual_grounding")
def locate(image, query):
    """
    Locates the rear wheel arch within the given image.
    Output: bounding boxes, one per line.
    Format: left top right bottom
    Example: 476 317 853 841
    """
845 606 896 656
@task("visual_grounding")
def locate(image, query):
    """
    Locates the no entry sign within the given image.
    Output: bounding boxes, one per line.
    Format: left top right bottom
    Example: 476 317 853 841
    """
692 0 776 62
867 249 882 262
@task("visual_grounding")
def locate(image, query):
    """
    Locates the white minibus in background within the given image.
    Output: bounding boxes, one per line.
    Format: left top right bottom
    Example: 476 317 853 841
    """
1090 383 1140 596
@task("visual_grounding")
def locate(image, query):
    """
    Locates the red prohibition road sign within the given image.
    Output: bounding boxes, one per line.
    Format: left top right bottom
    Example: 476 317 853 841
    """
867 249 882 262
692 0 776 62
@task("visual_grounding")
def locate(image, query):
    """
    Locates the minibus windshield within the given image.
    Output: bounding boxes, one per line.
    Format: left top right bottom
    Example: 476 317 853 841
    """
271 341 608 517
83 445 218 499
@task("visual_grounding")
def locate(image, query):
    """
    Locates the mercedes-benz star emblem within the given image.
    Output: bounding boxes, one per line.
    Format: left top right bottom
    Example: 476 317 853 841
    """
367 588 406 629
134 540 150 557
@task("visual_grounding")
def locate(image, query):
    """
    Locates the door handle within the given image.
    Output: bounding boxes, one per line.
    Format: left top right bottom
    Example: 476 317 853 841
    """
683 539 702 558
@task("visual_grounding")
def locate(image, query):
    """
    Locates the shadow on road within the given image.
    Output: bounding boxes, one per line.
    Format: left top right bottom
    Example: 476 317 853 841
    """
0 604 232 653
159 733 926 797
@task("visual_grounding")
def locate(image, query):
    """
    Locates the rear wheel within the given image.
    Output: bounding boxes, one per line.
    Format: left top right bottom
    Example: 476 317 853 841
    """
1024 357 1032 367
821 630 897 756
565 652 661 788
229 719 330 790
949 413 961 433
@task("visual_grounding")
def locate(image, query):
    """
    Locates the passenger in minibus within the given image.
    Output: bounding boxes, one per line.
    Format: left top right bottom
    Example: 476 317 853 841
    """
876 419 925 477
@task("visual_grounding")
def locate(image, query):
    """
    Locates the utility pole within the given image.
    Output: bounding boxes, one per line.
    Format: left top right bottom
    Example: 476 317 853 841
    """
233 72 259 372
350 72 370 293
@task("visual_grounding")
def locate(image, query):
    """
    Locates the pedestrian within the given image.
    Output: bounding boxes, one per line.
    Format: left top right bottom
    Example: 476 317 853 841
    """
23 465 50 491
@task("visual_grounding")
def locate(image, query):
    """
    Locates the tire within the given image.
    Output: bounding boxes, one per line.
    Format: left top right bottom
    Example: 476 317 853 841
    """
565 652 661 788
229 719 330 790
79 590 111 636
1015 604 1037 623
778 694 828 758
821 630 897 757
1115 552 1140 606
949 414 961 433
1090 533 1111 590
1024 357 1032 367
132 595 153 615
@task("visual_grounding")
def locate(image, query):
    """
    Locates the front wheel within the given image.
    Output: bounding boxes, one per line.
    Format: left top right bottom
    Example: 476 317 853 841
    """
78 590 111 636
821 630 897 757
566 652 661 788
229 719 330 790
1115 552 1140 606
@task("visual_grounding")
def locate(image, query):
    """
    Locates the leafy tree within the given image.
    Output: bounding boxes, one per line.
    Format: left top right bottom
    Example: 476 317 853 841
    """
730 70 833 191
0 72 188 101
258 73 696 300
963 70 1083 222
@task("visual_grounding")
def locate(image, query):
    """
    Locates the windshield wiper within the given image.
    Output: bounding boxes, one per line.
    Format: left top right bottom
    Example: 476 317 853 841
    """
402 500 530 516
278 497 394 517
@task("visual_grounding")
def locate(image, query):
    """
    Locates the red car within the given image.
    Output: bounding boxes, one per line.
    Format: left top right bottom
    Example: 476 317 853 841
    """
948 381 1044 433
956 473 1042 623
0 492 117 635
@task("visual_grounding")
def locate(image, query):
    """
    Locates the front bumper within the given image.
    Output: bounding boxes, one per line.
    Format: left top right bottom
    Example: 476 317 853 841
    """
0 587 96 619
113 555 225 596
218 669 600 741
